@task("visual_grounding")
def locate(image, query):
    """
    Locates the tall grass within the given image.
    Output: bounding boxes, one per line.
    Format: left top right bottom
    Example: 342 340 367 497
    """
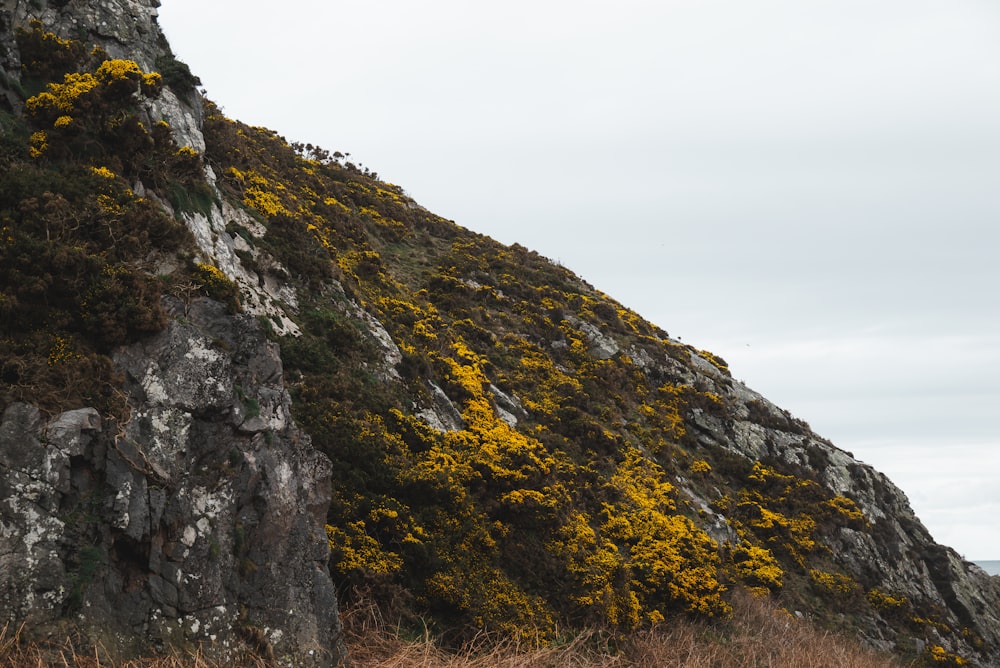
1 591 905 667
0 622 269 668
340 589 907 668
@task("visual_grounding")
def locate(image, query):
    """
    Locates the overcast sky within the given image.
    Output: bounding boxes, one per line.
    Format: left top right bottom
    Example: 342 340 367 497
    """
158 1 1000 559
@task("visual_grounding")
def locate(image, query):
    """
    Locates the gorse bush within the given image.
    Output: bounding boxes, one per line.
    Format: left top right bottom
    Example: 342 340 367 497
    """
0 155 187 410
195 104 974 662
190 262 241 312
1 23 206 414
2 18 980 667
196 99 742 636
15 19 87 84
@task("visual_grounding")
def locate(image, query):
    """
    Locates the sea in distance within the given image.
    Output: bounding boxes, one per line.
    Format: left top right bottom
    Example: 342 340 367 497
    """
975 561 1000 576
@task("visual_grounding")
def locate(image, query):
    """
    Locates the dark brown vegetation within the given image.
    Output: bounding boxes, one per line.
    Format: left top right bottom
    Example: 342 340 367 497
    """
340 588 909 667
0 592 903 667
0 23 216 417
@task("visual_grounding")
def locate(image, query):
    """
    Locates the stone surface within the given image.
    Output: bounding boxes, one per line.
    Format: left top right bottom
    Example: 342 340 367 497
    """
0 6 347 660
184 198 302 337
416 382 465 433
0 299 345 665
1 0 165 69
1 0 180 117
0 0 301 339
567 315 620 360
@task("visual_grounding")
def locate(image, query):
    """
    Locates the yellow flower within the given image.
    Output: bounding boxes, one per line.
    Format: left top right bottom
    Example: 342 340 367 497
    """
689 459 712 475
243 187 291 218
89 166 116 179
29 130 48 158
141 71 162 96
95 58 142 85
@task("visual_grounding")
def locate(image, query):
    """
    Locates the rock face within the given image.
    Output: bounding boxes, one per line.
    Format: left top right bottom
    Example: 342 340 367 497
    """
1 0 297 329
0 297 344 664
0 0 186 118
1 0 168 72
0 3 345 662
673 351 1000 663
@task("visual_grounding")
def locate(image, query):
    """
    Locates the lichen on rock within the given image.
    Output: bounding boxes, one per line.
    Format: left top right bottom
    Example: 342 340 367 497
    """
0 298 344 664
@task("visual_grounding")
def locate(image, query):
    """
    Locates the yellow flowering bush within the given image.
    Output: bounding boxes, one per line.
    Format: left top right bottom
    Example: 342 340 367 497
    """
188 70 985 658
25 71 100 120
423 565 556 641
191 262 241 310
821 495 867 527
243 186 292 218
690 459 713 475
549 449 730 628
326 522 403 575
141 71 163 96
28 130 48 158
809 568 856 597
867 588 907 611
924 645 969 666
20 36 177 182
732 543 783 592
15 20 87 80
47 334 79 367
89 166 116 179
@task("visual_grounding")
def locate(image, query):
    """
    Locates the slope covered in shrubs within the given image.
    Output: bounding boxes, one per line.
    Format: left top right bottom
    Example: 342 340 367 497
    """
1 17 994 667
198 93 982 666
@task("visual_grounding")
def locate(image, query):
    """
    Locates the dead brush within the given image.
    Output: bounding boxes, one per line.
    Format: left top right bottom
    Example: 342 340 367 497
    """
0 622 270 668
341 587 907 668
1 591 908 667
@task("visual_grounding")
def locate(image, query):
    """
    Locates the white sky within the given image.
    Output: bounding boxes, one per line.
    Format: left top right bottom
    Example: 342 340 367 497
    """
158 1 1000 559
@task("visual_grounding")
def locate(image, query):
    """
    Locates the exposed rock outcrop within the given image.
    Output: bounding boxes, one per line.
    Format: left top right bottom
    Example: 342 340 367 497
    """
0 0 299 334
1 0 167 75
1 2 345 661
0 297 344 665
661 345 1000 663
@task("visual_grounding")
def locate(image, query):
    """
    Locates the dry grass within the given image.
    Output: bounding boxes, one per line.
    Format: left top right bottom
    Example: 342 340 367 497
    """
1 592 905 667
341 589 907 668
0 622 269 668
618 591 907 668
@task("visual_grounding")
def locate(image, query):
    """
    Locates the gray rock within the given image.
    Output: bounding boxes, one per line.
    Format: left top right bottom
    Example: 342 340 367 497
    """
0 1 349 663
0 403 76 625
0 403 43 472
0 301 344 665
567 316 619 360
416 382 465 432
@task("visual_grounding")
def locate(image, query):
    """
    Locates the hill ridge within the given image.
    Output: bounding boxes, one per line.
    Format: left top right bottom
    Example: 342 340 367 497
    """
1 2 998 666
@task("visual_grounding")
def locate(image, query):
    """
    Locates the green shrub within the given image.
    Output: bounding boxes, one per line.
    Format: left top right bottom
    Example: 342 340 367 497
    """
155 53 202 92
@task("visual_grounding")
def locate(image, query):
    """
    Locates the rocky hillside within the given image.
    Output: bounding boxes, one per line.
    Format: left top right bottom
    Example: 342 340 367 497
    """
1 2 999 666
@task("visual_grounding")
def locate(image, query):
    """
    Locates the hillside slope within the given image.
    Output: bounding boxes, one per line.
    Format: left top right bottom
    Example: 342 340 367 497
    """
1 2 998 666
